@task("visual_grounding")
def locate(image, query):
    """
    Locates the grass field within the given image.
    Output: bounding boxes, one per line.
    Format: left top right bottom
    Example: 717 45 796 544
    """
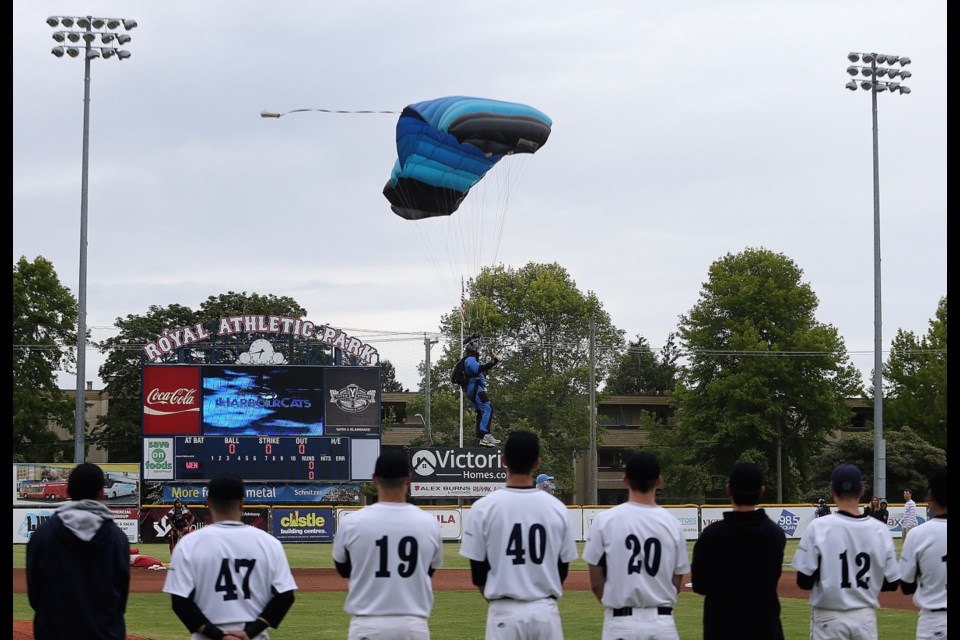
13 541 917 640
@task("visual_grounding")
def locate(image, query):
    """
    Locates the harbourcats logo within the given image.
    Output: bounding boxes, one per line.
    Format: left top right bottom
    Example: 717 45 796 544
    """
329 383 376 413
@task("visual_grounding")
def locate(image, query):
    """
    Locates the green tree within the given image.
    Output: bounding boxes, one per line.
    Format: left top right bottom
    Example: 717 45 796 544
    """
13 256 77 462
651 247 863 503
805 427 945 503
881 295 946 450
605 333 680 396
379 360 407 392
408 262 624 496
94 292 312 461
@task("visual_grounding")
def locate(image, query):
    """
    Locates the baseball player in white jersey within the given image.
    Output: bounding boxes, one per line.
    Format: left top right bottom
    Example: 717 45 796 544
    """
332 450 443 640
459 429 579 640
792 464 900 640
163 474 297 640
899 467 947 640
583 451 689 640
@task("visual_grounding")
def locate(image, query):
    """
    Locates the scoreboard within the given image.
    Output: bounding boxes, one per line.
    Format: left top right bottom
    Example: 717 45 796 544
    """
173 436 350 481
142 364 382 482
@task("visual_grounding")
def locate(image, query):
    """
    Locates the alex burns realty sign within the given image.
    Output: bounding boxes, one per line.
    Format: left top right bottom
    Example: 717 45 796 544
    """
410 448 506 497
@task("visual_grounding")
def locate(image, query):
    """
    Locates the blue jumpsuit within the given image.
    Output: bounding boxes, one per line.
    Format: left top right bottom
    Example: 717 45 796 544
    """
464 353 496 439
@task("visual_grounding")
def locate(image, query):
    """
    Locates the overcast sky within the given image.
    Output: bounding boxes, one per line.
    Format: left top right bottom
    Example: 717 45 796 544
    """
13 2 946 392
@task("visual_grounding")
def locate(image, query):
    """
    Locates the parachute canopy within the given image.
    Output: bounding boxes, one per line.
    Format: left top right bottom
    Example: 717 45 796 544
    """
383 96 552 221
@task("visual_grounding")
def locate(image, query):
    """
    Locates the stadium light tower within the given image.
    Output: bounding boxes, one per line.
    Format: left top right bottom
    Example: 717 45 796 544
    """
844 51 911 500
47 15 137 462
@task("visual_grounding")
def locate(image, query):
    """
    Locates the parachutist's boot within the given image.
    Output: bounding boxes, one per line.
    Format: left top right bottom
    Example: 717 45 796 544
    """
479 433 501 447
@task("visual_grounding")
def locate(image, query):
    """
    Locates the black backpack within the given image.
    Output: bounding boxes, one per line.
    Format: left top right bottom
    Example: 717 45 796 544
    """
451 357 469 388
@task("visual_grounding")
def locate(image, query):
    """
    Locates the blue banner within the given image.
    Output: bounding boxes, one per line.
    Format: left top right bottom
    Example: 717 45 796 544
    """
163 483 361 505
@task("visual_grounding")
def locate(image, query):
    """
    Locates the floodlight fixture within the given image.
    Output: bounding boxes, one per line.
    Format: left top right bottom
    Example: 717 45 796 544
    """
900 70 912 80
44 14 136 463
842 49 912 502
847 66 859 76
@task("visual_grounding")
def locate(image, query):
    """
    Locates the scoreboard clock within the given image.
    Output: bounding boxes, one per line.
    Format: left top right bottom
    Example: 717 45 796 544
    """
173 436 350 481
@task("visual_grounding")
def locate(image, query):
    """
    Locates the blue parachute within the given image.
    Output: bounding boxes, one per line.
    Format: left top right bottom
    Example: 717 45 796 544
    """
383 96 552 220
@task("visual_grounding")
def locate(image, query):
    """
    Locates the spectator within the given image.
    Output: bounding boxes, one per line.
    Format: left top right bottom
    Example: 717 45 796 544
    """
163 474 297 639
815 498 832 518
863 495 881 520
792 464 900 640
583 452 690 640
535 473 557 495
900 467 947 640
333 450 443 639
692 462 786 640
901 488 918 542
459 430 578 639
876 498 890 526
27 462 130 640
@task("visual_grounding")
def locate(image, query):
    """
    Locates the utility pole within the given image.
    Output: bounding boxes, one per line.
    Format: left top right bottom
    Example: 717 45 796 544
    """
588 320 598 504
423 334 437 444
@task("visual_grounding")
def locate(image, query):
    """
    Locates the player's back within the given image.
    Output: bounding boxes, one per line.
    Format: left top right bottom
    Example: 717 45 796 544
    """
584 502 689 609
163 521 294 626
900 517 947 611
793 513 900 610
460 487 578 600
333 502 443 617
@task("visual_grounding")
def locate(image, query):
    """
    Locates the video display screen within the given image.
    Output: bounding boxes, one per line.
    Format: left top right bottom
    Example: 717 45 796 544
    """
202 366 325 436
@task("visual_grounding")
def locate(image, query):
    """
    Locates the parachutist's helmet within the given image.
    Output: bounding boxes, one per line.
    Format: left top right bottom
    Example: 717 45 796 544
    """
463 333 481 354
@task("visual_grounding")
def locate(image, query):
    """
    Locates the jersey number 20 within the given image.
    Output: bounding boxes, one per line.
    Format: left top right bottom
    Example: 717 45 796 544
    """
626 535 662 577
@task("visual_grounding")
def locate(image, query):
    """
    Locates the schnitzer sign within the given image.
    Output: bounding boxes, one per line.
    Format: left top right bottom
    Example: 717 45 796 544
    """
142 315 379 365
409 447 507 497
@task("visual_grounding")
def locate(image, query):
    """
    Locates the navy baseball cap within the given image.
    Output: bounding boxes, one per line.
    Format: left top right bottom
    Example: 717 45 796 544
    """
831 464 863 493
536 473 554 484
625 452 660 483
208 474 245 501
374 450 410 479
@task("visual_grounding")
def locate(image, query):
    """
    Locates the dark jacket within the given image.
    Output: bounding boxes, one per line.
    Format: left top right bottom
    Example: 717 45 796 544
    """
691 508 786 640
27 500 130 640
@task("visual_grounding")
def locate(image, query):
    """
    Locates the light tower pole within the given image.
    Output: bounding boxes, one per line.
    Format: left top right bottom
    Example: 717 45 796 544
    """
844 51 912 500
47 14 137 462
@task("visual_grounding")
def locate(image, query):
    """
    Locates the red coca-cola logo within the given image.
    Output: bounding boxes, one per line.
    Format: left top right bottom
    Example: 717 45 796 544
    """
146 388 197 405
142 366 201 435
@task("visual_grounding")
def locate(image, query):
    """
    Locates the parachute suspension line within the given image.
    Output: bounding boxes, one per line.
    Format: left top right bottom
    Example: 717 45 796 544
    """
459 276 465 448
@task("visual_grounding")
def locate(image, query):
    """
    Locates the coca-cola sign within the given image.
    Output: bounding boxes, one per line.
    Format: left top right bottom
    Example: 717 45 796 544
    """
143 366 201 435
145 387 198 407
